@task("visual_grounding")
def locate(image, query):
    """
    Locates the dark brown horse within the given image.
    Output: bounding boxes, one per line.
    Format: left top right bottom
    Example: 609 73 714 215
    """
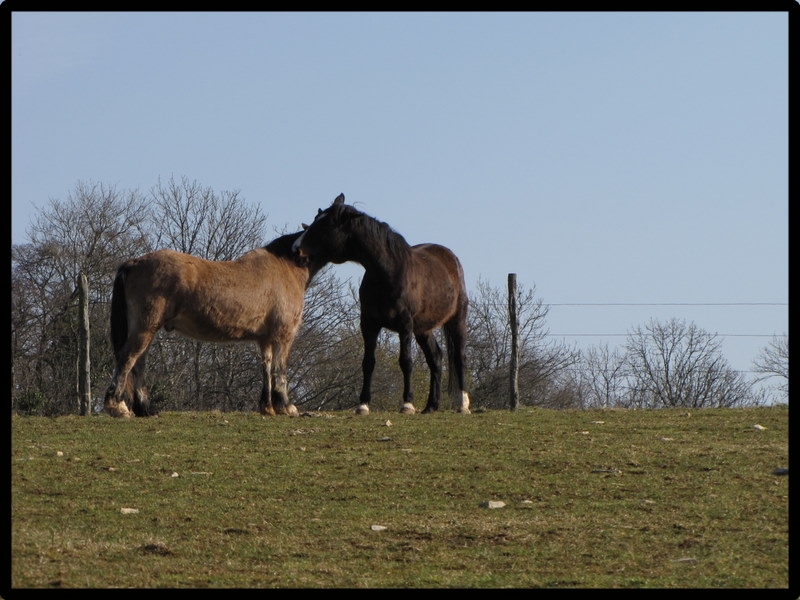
103 231 324 418
293 194 471 415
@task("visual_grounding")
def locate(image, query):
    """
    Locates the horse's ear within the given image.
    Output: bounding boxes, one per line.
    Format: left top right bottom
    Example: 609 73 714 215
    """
334 193 345 205
302 223 309 230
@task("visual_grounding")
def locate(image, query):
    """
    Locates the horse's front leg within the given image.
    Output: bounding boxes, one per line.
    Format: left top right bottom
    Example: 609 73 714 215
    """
398 328 416 414
356 320 381 415
415 331 442 413
270 342 298 417
258 344 275 416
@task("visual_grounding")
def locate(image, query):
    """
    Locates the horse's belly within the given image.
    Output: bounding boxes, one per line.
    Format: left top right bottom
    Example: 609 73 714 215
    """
165 315 255 343
165 310 296 344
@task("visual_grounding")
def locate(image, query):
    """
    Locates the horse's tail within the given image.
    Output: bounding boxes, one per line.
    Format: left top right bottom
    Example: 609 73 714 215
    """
109 265 129 363
440 250 472 413
443 324 458 396
107 263 155 417
443 296 469 396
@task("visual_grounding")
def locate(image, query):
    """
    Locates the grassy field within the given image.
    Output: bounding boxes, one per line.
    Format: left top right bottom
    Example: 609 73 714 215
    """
9 405 790 589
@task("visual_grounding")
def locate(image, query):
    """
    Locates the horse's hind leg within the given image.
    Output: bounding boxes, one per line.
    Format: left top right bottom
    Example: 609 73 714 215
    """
130 351 155 417
444 317 471 414
105 330 157 418
416 331 442 413
104 374 133 418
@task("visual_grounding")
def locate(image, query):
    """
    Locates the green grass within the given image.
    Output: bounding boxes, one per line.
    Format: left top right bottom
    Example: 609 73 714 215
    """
10 406 789 588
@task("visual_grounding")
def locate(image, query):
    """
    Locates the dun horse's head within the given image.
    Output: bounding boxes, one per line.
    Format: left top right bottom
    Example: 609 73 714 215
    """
293 193 352 265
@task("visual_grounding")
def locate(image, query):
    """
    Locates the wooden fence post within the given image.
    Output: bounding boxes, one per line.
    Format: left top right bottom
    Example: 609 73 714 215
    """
508 273 519 410
78 273 91 415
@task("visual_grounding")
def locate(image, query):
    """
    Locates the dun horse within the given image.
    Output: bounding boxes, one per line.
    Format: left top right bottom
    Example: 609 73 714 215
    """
104 231 323 418
293 194 471 415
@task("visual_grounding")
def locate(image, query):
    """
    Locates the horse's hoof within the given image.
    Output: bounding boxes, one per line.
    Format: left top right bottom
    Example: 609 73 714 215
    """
457 407 472 414
105 401 132 418
285 404 299 417
400 403 416 415
355 404 370 415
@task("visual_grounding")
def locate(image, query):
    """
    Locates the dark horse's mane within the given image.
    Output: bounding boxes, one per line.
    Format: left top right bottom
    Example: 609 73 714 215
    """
333 203 412 265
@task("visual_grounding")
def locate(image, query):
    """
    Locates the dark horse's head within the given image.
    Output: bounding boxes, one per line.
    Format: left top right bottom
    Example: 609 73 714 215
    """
266 230 327 280
292 193 355 265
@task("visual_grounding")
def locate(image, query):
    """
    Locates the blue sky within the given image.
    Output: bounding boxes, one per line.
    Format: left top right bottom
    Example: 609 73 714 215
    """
11 11 789 387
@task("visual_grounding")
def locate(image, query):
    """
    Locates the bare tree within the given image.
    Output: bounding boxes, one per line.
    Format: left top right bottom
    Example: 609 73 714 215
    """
753 334 788 399
289 272 363 410
150 175 266 259
12 243 64 414
29 180 151 289
581 343 628 409
624 318 752 408
12 182 150 415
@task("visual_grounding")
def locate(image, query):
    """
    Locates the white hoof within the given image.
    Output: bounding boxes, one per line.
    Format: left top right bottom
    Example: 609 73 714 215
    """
355 404 370 415
400 402 416 414
457 391 471 414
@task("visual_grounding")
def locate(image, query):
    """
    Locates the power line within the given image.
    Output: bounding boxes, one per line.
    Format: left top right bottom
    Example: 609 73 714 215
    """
556 367 771 375
546 302 787 307
549 333 778 338
545 303 786 338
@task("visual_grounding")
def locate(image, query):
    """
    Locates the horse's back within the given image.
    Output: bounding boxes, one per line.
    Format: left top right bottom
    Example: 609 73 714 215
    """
124 248 303 295
410 243 467 290
119 248 307 343
122 249 205 295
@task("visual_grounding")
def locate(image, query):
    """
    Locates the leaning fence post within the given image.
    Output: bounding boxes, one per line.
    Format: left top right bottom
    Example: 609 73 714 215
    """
508 273 519 411
78 273 91 415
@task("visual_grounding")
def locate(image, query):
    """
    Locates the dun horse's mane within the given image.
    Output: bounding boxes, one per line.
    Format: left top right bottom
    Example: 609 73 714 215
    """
264 231 302 258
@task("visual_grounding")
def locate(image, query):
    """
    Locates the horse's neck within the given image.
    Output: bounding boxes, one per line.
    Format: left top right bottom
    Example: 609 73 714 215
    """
304 261 325 288
256 248 317 289
350 227 408 283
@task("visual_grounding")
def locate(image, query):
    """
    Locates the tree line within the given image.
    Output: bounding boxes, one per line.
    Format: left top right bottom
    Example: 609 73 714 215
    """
11 177 788 416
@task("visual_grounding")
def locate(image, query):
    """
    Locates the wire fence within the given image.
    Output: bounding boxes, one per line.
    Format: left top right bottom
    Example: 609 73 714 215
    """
539 301 787 376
